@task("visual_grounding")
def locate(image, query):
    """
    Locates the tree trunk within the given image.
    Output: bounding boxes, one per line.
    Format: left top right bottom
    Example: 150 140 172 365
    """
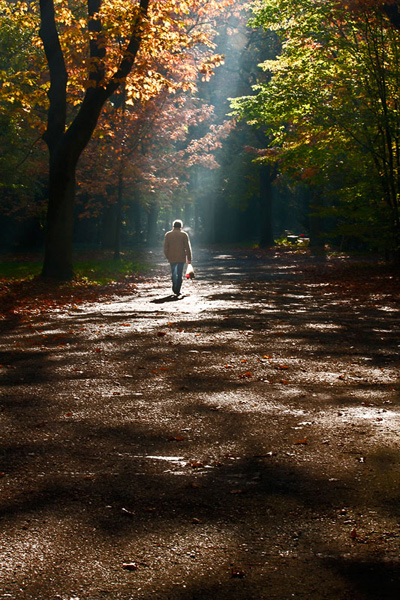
42 156 76 279
259 164 274 247
146 202 159 246
308 190 326 250
101 204 117 250
114 173 123 260
39 0 150 279
130 196 142 243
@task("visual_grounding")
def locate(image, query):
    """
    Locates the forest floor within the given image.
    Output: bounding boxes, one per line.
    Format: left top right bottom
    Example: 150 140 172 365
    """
0 246 399 600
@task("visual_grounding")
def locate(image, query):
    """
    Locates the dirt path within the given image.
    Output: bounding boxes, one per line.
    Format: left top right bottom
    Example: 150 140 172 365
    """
0 249 399 600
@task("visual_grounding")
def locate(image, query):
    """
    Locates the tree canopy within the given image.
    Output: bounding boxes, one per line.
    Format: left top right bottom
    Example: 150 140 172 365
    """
232 0 400 256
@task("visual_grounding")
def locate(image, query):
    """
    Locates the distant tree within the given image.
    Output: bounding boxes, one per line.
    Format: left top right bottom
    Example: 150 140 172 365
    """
78 90 232 252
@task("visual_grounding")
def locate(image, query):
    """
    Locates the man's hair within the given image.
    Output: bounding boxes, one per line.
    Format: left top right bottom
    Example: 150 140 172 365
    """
173 220 183 229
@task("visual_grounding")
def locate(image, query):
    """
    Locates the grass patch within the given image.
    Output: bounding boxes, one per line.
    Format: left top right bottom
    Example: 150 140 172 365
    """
0 261 42 280
74 258 151 285
0 253 153 283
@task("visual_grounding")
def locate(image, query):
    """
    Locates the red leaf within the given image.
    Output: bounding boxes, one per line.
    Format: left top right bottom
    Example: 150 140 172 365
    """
294 438 308 445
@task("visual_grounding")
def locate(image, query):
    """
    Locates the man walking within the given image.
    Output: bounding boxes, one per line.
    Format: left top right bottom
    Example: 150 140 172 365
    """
163 220 192 296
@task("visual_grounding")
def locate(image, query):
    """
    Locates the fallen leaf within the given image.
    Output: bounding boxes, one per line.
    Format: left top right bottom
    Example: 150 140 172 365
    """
351 528 357 540
239 371 253 379
294 438 308 445
157 331 167 337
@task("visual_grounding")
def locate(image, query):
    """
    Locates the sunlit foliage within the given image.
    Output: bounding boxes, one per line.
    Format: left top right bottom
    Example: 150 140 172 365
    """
232 0 400 256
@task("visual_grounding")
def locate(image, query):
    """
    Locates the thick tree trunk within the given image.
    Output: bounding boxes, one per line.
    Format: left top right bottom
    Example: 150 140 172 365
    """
41 101 105 278
42 155 76 279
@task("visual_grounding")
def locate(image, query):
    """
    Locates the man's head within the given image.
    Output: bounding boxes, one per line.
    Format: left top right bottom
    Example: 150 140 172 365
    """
173 220 183 229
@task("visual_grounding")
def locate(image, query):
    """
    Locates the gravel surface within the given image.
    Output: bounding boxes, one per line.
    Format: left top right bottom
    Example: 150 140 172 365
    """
0 248 399 600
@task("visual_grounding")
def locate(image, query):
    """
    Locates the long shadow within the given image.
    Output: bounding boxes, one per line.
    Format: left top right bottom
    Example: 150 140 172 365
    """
1 386 399 598
151 294 186 304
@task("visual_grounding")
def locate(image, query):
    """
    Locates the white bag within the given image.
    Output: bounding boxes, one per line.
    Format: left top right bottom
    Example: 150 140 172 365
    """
185 264 195 279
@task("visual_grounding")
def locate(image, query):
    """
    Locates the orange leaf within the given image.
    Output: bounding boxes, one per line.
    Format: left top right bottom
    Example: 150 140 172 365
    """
294 438 308 445
239 371 253 379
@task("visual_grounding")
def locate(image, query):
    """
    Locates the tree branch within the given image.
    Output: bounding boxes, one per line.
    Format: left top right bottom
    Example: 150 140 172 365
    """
105 0 151 97
39 0 68 151
64 0 151 163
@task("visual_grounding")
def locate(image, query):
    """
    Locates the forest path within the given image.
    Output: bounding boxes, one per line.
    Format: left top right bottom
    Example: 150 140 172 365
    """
0 248 399 600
